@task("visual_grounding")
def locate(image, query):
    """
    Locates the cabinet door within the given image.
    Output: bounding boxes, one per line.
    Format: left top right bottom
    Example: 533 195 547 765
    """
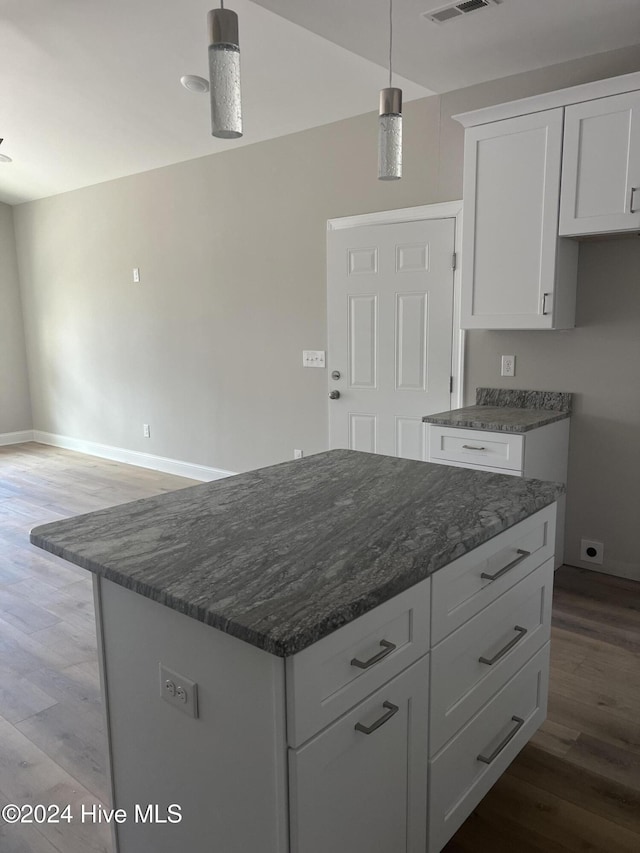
560 91 640 236
461 109 577 330
288 655 429 853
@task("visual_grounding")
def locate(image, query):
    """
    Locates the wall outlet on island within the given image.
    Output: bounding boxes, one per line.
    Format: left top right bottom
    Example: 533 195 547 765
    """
501 355 516 377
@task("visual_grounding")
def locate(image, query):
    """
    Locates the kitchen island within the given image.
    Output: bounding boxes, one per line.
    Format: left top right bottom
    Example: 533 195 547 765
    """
31 449 563 853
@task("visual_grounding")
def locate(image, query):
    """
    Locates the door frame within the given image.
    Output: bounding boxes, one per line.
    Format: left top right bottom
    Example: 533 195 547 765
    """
327 201 465 411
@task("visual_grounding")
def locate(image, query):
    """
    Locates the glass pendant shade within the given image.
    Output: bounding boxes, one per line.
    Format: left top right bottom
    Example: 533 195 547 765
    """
378 87 402 180
208 7 243 139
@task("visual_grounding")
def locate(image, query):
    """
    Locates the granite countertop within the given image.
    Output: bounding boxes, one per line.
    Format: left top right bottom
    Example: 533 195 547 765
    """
423 388 572 433
30 449 564 658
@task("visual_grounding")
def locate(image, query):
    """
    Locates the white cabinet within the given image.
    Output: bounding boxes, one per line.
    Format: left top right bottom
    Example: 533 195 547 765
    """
560 91 640 236
460 109 578 330
427 420 569 567
288 656 429 853
428 644 550 852
95 506 558 853
285 578 430 747
426 505 555 852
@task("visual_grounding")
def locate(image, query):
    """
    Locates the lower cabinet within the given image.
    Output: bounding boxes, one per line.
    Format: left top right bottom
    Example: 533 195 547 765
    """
288 655 429 853
428 643 550 852
427 421 568 567
286 507 556 853
96 509 556 853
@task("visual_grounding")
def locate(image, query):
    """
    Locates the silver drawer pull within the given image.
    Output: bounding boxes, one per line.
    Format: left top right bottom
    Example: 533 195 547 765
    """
355 701 399 735
542 292 552 315
481 549 530 582
462 444 486 451
351 639 396 669
630 186 639 214
477 715 525 764
479 626 528 666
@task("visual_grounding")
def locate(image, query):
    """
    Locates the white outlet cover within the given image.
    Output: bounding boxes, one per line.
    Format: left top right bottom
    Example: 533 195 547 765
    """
159 663 199 718
580 539 604 565
501 355 515 377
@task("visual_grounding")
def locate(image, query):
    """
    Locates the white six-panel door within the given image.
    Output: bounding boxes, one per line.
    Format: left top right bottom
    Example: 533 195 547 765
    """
327 218 456 460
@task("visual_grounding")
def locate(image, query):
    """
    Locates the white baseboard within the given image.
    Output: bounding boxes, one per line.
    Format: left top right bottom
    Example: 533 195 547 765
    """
564 559 639 582
0 430 35 446
32 431 236 482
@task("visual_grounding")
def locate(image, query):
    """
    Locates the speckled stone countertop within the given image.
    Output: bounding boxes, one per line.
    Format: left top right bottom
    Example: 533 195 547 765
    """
30 450 563 657
423 388 572 433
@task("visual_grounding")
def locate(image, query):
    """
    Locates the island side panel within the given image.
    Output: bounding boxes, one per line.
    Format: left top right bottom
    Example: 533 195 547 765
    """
94 576 289 853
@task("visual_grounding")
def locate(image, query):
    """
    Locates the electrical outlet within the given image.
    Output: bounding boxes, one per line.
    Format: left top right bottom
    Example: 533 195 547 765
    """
143 424 151 438
133 267 140 283
294 449 303 459
302 350 326 368
580 538 604 565
501 355 516 377
159 664 198 718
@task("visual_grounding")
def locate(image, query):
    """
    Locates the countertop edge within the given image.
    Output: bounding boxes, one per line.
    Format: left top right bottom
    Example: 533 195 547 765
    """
30 489 563 658
422 409 570 432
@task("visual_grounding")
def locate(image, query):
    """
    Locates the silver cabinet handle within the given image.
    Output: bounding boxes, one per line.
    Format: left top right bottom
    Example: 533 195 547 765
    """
477 715 525 764
351 639 396 669
355 701 399 735
479 626 528 666
481 549 530 582
630 186 640 214
542 292 552 315
462 444 486 451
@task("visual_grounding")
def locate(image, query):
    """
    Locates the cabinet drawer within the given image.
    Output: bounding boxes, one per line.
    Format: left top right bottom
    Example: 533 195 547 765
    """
431 504 556 644
286 579 430 747
429 426 524 471
430 558 553 754
289 655 429 853
428 643 550 853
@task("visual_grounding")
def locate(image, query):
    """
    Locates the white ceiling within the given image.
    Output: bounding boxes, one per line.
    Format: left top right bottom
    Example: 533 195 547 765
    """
2 0 640 205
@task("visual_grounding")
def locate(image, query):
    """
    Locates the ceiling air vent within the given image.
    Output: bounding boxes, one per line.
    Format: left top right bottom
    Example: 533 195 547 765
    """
424 0 502 25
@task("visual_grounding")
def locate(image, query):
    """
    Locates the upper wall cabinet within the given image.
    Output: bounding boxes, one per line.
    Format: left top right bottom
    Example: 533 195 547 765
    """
455 71 640 330
560 91 640 236
460 109 578 330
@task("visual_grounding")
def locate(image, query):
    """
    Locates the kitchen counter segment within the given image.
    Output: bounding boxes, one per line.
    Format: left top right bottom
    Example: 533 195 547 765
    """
31 449 563 656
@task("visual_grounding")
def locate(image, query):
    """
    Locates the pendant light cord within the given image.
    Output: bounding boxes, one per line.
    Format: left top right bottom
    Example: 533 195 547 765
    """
388 0 393 88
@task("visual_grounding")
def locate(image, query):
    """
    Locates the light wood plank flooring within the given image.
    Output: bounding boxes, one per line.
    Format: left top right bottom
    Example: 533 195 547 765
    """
0 443 194 853
1 443 639 852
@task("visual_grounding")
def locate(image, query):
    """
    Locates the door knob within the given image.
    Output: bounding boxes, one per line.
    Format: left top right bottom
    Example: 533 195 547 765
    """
329 390 341 400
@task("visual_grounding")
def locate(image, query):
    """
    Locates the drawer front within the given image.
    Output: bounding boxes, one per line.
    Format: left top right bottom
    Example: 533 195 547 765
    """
431 503 556 644
429 643 550 853
429 425 524 471
430 558 553 754
286 579 430 747
289 656 429 853
427 457 521 477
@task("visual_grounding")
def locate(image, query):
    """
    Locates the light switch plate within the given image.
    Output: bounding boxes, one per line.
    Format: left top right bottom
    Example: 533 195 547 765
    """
159 664 199 718
302 350 325 368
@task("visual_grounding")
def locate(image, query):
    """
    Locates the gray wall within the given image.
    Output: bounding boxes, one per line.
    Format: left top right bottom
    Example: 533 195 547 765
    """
0 202 31 434
12 44 640 577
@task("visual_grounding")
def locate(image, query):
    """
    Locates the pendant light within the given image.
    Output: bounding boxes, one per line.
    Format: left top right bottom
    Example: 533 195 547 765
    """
378 0 402 180
208 2 243 139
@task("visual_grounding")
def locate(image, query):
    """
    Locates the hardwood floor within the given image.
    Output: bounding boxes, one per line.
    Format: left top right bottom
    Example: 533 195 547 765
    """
0 443 194 853
0 442 638 852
